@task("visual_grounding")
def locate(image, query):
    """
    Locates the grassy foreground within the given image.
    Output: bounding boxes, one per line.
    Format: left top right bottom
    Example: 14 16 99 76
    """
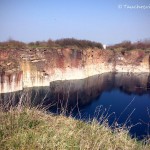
0 108 149 150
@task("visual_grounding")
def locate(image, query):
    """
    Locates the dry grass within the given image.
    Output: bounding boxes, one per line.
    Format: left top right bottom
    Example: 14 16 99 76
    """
0 108 150 150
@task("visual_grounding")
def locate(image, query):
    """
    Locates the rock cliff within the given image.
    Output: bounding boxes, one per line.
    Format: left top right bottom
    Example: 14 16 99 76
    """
0 48 150 93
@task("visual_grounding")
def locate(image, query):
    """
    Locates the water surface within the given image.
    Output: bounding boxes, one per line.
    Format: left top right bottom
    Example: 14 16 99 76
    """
1 72 150 139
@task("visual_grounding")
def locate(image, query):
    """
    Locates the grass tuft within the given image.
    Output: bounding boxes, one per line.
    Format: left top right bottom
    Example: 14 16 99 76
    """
0 108 150 150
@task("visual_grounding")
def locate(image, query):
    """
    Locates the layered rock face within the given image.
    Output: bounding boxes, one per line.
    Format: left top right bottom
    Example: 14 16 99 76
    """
0 48 150 93
0 71 23 93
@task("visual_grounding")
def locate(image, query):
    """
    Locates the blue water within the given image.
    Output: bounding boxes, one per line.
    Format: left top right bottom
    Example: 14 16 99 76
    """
1 72 150 139
46 73 150 139
76 89 150 139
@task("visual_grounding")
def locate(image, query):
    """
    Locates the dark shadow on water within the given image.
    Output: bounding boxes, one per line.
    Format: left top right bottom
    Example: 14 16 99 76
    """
0 72 150 140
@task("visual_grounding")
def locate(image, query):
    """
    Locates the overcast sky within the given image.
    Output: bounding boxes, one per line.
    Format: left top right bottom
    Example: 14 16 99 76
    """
0 0 150 44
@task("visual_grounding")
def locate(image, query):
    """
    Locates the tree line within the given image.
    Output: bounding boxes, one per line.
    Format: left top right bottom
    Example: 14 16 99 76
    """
0 38 103 49
108 40 150 51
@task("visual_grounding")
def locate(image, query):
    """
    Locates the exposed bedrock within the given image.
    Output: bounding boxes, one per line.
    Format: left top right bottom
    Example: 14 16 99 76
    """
0 48 150 93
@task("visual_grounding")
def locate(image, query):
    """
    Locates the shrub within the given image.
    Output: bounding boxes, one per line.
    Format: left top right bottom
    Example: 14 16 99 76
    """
55 38 103 49
108 41 133 51
0 40 26 49
47 39 56 48
108 40 150 51
0 38 103 49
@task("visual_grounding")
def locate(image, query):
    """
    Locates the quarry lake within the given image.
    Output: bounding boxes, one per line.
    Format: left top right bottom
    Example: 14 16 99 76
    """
1 72 150 139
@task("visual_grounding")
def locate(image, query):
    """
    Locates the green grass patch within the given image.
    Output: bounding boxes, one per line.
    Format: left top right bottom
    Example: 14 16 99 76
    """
0 108 149 150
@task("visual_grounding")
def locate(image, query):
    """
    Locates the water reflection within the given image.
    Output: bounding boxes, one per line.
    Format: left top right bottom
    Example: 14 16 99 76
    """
0 72 150 139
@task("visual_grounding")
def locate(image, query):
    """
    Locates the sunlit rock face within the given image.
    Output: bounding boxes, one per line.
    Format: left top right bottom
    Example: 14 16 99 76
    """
0 71 23 93
0 48 150 93
115 50 150 72
20 49 149 88
20 48 115 88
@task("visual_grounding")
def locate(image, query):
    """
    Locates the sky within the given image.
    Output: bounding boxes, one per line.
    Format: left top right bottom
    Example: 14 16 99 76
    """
0 0 150 44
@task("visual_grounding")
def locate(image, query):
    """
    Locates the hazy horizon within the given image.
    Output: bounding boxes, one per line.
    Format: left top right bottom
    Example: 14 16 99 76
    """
0 0 150 45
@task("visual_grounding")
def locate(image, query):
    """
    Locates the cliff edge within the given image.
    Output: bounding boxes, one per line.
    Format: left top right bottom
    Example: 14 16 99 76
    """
0 47 150 93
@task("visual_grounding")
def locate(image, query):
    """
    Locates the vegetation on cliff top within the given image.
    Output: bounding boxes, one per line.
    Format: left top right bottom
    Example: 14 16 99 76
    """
0 38 103 50
108 40 150 52
1 38 150 51
0 107 150 150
